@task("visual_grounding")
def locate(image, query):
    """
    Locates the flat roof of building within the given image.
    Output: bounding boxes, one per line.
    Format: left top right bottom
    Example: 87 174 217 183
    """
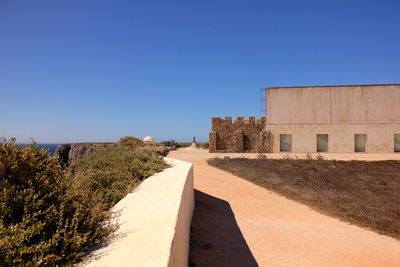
267 84 400 89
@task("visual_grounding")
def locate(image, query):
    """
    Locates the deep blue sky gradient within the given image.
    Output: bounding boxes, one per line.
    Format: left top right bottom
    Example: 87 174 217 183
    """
1 0 399 143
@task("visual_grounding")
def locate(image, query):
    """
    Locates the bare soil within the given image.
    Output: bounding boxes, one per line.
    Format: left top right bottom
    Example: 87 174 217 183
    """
208 157 400 239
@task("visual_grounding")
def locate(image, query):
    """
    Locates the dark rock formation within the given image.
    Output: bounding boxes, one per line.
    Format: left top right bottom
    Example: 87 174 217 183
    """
55 143 112 167
55 144 71 166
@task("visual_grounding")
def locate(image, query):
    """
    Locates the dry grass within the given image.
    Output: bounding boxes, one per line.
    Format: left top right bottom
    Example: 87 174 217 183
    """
208 157 400 239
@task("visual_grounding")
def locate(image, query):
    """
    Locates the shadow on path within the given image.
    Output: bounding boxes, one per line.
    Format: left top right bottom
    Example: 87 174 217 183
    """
190 190 258 267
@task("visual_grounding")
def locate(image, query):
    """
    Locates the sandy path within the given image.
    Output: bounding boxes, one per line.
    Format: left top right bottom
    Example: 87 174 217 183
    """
168 149 400 267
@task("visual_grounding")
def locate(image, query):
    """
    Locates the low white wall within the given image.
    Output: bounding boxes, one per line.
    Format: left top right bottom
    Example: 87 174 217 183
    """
85 158 194 267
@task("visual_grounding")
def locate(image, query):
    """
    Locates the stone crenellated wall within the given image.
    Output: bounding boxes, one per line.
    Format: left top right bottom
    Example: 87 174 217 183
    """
209 116 272 153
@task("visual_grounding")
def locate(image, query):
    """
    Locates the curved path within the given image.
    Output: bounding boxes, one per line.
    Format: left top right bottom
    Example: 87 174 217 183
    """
168 149 400 267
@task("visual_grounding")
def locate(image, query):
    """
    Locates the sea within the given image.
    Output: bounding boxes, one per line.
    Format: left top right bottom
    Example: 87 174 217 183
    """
18 144 60 156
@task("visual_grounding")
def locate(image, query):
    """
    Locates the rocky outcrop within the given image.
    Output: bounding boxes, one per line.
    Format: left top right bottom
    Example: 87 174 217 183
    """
55 142 171 167
55 143 112 167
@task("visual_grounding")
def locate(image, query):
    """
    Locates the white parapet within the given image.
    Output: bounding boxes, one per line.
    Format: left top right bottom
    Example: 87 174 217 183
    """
84 158 194 267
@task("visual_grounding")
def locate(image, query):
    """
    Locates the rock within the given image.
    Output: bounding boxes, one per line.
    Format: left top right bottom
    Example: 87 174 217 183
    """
55 143 112 167
55 144 71 166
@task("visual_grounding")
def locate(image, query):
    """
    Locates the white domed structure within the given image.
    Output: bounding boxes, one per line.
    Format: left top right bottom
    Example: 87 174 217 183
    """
143 136 155 145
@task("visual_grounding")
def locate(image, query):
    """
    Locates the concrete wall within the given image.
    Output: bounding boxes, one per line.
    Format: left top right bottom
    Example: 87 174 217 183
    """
84 158 194 267
266 85 400 153
266 84 400 124
267 123 400 153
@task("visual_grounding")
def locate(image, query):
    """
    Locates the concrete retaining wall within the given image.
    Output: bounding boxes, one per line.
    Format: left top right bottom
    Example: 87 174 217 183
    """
85 158 194 267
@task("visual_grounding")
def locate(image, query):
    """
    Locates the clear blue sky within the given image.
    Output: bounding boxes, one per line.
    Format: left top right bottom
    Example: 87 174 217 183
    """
1 0 399 143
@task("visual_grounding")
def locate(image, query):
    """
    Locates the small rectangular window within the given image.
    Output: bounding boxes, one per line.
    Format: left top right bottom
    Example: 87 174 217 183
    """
395 134 400 152
354 134 367 152
317 134 328 152
280 134 292 152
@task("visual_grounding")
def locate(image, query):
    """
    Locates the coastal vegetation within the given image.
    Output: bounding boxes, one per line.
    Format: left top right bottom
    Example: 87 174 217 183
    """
196 142 209 149
209 157 400 239
72 145 168 209
117 136 145 149
0 138 167 266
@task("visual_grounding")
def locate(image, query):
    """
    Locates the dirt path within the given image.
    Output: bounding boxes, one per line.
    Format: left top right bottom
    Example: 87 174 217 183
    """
168 149 400 267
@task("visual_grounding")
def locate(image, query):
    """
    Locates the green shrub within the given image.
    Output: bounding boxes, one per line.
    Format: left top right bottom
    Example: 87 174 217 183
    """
159 140 177 147
118 136 145 149
0 139 111 266
0 139 168 266
175 142 191 148
72 146 169 210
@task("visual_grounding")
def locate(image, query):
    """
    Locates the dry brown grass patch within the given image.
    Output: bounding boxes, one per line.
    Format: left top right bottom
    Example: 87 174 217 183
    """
208 157 400 239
